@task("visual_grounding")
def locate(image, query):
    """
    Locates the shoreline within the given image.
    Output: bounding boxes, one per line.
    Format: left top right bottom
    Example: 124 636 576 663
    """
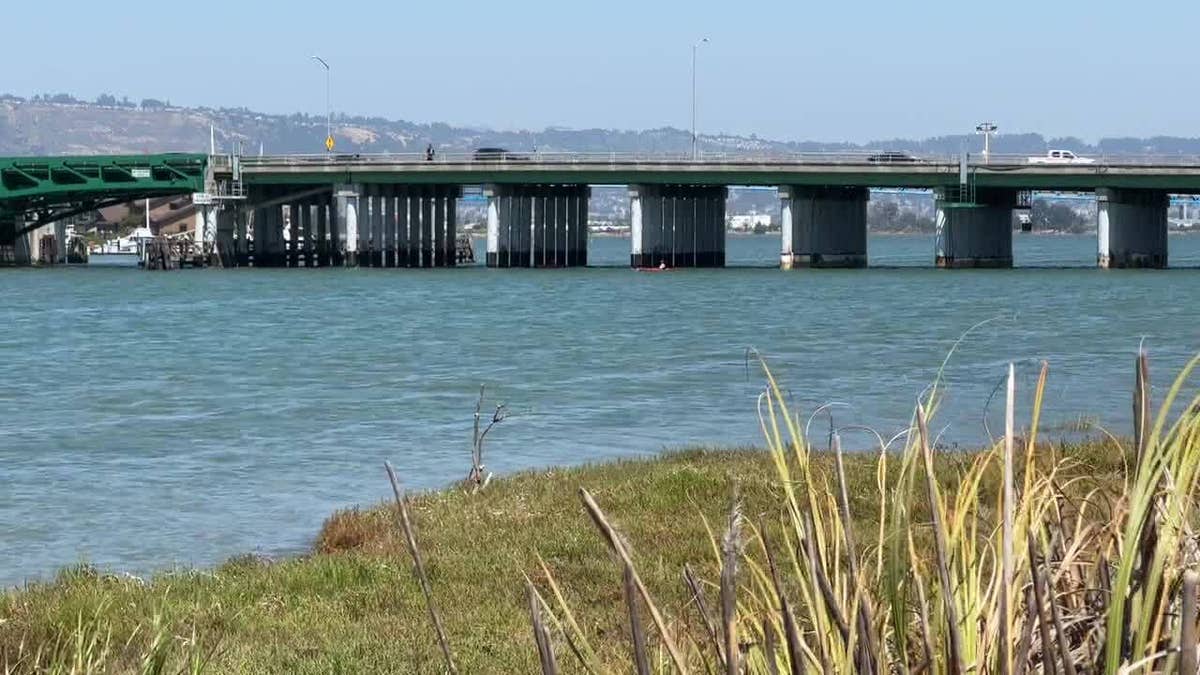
0 438 1129 671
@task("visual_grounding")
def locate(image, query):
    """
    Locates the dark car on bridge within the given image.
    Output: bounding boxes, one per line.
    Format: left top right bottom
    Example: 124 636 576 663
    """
473 147 530 162
866 151 920 164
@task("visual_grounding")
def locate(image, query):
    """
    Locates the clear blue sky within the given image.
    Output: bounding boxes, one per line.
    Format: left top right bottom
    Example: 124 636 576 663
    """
9 0 1197 142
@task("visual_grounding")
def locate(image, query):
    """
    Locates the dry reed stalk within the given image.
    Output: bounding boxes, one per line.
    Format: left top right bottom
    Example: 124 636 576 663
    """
763 616 780 675
760 526 805 675
534 556 602 673
916 405 964 675
1183 570 1198 675
684 563 725 668
384 461 457 675
579 488 689 673
1014 583 1036 675
802 510 850 643
1043 565 1077 675
832 433 878 675
1027 533 1057 675
720 497 743 675
1001 363 1016 675
527 580 559 675
624 563 651 675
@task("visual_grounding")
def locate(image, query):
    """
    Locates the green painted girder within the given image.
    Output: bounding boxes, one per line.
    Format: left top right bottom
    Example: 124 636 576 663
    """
0 153 207 223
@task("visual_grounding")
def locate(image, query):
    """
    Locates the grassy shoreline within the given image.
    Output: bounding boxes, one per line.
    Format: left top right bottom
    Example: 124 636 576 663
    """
0 439 1127 673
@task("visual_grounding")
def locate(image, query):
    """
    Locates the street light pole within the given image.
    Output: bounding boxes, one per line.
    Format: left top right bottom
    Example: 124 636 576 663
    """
311 55 332 152
691 37 709 161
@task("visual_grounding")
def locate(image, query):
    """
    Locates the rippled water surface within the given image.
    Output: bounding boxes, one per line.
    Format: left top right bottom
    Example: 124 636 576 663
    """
3 233 1200 587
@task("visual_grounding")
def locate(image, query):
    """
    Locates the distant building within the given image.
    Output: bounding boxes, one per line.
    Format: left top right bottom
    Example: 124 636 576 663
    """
728 213 772 231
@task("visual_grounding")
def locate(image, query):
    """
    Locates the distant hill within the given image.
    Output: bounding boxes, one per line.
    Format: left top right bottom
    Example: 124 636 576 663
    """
3 93 1200 158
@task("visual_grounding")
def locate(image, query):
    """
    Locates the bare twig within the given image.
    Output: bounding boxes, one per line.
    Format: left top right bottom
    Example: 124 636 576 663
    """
467 384 509 492
384 462 457 674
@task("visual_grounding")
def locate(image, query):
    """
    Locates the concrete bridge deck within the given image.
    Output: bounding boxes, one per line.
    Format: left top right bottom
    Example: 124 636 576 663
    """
227 152 1200 192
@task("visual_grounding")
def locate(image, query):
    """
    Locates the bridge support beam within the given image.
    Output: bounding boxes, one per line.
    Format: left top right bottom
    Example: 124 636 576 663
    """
779 186 868 268
629 184 726 268
1097 188 1168 268
934 187 1016 268
485 184 589 267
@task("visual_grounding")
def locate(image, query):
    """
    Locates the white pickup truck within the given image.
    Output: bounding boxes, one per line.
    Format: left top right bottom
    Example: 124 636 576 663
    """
1027 149 1096 165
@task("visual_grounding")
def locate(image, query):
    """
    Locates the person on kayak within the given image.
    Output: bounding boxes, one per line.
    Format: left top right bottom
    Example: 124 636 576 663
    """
658 261 667 270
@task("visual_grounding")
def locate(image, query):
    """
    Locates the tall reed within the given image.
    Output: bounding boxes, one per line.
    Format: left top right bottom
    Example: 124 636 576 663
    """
537 353 1200 674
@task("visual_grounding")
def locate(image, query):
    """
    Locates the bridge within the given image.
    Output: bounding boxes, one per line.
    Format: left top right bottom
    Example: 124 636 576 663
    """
5 151 1200 268
0 153 206 263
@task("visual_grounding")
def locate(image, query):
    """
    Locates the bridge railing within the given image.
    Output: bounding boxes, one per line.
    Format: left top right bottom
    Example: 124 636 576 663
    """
971 153 1200 167
229 151 1200 169
235 151 963 166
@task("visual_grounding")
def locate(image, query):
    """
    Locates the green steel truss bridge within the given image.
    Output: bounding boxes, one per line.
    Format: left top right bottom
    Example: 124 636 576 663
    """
0 153 207 237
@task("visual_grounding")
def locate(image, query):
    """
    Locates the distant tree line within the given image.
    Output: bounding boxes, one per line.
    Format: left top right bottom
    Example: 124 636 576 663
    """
1030 200 1091 233
868 200 935 233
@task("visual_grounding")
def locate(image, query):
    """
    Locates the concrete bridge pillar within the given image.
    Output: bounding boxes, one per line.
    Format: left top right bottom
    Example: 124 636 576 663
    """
384 185 460 268
629 184 726 268
215 206 236 268
934 187 1017 268
234 205 250 267
485 184 589 267
779 186 868 268
196 205 216 257
314 197 330 267
0 217 32 265
1097 188 1169 268
334 184 360 267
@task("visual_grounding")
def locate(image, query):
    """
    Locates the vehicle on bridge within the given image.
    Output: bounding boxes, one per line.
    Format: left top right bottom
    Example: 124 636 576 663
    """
866 151 920 164
472 147 530 162
1027 149 1095 165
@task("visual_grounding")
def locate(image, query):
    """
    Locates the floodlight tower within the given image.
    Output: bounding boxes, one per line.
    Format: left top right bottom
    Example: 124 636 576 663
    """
976 121 998 164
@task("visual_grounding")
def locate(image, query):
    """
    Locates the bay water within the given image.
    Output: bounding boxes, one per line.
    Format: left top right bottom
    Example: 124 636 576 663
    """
2 233 1199 588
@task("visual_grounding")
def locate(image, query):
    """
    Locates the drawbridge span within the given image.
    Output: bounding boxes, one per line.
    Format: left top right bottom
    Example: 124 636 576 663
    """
0 153 207 240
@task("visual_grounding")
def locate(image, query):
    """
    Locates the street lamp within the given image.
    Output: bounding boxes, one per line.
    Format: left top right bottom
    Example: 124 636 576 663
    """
311 55 332 152
691 37 709 161
976 121 998 164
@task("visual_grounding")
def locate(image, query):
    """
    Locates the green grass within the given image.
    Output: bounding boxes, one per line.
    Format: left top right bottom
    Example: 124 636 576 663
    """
0 440 1128 674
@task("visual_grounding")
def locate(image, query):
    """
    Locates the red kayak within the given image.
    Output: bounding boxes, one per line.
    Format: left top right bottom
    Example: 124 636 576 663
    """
636 266 675 272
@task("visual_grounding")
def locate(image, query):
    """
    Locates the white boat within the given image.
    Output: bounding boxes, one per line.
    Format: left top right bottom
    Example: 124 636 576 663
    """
90 226 155 257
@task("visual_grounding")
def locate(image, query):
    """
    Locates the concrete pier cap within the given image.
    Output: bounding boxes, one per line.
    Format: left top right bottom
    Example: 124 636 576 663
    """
779 185 869 269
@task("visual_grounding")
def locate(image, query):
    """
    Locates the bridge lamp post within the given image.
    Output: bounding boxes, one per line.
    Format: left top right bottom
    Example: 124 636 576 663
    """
976 121 997 164
311 55 332 153
691 37 709 161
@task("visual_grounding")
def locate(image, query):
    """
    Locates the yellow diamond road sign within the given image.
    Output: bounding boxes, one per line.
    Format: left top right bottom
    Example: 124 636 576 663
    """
325 135 335 152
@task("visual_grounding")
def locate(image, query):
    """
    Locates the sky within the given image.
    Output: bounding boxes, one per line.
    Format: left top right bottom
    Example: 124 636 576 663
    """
7 0 1198 142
